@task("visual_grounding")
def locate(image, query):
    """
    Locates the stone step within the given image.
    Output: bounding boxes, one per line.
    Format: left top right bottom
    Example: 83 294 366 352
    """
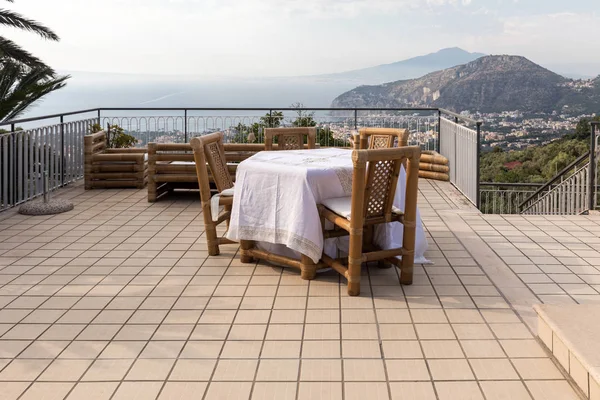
535 304 600 399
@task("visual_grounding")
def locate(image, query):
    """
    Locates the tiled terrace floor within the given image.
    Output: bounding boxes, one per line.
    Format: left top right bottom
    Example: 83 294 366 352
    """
0 179 598 399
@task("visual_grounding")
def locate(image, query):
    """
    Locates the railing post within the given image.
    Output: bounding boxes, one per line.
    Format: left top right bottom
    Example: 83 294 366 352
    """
437 109 441 153
11 123 15 206
97 109 101 125
476 121 482 209
184 109 188 143
60 115 65 186
590 122 597 211
354 109 358 130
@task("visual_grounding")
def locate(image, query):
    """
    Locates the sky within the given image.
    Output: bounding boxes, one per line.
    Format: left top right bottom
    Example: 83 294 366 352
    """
5 0 600 77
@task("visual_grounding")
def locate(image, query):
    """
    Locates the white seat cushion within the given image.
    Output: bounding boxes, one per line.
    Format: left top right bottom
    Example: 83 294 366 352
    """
322 196 403 220
220 187 234 197
322 197 352 219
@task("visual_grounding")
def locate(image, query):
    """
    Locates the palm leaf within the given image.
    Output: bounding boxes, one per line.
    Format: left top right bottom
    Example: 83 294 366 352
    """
0 62 69 122
0 8 59 40
0 36 52 70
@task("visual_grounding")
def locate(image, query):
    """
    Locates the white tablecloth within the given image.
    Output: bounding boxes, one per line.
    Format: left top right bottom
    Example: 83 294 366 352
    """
226 148 429 264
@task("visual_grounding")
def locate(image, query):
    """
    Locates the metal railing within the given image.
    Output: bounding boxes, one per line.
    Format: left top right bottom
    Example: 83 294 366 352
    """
521 163 591 215
0 107 444 211
518 152 591 215
479 183 542 214
439 110 482 207
0 117 97 211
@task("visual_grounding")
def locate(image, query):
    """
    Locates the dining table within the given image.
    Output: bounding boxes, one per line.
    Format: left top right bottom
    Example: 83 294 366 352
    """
226 147 429 266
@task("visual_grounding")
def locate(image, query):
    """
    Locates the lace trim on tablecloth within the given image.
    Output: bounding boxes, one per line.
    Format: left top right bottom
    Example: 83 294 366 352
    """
334 168 353 196
235 225 322 263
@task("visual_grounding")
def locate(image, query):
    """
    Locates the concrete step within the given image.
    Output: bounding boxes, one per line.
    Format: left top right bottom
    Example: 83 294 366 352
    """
535 304 600 399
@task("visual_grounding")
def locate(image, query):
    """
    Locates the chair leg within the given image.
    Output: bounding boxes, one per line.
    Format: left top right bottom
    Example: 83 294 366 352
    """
400 253 414 285
300 254 317 280
205 221 220 256
240 240 255 264
347 234 363 296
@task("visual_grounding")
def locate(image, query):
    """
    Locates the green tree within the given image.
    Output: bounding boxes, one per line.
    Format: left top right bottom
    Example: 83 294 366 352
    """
1 0 60 69
567 116 600 141
0 61 69 122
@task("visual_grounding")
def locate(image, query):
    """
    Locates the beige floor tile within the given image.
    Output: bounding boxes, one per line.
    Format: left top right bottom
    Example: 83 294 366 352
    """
221 341 262 358
297 382 342 400
376 309 411 323
251 382 296 399
112 382 163 400
228 324 267 340
59 341 107 359
125 358 175 381
341 340 381 358
66 382 119 400
452 324 494 339
410 309 448 323
19 382 74 400
525 380 580 400
469 358 519 380
343 359 386 381
152 324 194 340
114 324 157 341
18 341 68 359
385 359 430 381
434 381 484 400
428 359 475 380
213 359 258 381
480 381 533 400
140 341 185 358
82 359 134 381
415 324 456 340
382 341 423 359
421 340 464 359
499 340 548 358
0 359 51 381
234 310 271 324
99 341 146 359
341 323 379 340
304 324 340 340
266 324 303 340
158 382 208 400
302 341 341 359
344 382 389 400
180 341 223 358
169 359 216 381
389 382 436 400
460 340 506 358
39 359 92 381
300 359 342 381
379 324 417 340
204 382 253 400
256 359 299 381
0 382 30 400
512 358 563 379
261 341 301 358
190 324 230 340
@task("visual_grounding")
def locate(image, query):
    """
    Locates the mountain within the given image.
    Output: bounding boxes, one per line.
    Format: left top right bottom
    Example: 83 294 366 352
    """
331 55 600 114
314 47 485 85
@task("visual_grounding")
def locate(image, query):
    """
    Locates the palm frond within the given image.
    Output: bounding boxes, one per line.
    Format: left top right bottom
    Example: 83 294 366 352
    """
0 8 59 40
0 36 53 70
0 62 69 122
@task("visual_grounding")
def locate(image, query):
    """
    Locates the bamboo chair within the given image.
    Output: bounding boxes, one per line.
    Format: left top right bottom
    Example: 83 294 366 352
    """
357 128 410 150
318 146 421 296
190 132 237 256
264 127 317 151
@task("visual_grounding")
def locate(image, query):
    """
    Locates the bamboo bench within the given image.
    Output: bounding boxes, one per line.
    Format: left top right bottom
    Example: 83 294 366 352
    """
147 142 265 202
84 131 148 189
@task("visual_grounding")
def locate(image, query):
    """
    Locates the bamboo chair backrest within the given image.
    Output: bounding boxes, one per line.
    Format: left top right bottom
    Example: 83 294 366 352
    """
350 147 421 227
358 128 409 150
264 127 317 151
190 132 234 196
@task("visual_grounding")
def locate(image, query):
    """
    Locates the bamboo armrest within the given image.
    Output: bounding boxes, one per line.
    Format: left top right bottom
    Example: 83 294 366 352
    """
105 148 147 154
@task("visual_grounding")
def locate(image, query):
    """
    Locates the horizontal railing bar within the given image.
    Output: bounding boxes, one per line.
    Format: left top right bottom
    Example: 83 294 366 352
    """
0 108 100 127
480 182 544 188
2 107 448 128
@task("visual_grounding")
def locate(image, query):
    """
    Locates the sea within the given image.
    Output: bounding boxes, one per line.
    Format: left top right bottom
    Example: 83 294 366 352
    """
20 72 361 122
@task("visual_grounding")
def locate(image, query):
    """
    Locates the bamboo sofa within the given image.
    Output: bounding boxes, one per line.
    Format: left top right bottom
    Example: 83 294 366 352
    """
84 131 148 189
147 142 265 202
